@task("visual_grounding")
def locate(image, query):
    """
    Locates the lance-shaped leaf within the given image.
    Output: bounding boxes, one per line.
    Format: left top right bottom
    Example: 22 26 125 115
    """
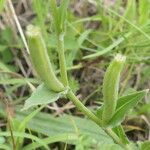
58 0 69 32
96 105 104 120
138 141 150 150
23 84 68 110
0 0 5 12
108 89 148 127
112 125 129 145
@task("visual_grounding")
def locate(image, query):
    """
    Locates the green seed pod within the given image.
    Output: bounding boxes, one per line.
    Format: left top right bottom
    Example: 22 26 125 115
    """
102 54 126 125
26 25 64 92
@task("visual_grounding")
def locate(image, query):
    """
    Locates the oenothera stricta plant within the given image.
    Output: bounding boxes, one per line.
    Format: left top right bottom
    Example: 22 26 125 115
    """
23 1 148 149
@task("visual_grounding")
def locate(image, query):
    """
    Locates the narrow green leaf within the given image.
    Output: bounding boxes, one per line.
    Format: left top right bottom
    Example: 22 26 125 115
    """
98 1 150 41
0 61 11 72
77 29 92 46
0 0 5 12
108 90 148 127
0 78 39 85
83 33 131 59
124 0 136 21
138 103 150 114
0 136 5 144
22 134 77 150
96 143 123 150
32 0 48 39
0 132 49 150
112 125 129 144
138 141 150 150
23 84 68 110
16 106 44 149
96 105 104 120
0 106 120 148
58 0 69 32
16 110 113 144
49 0 60 34
0 144 11 150
139 0 150 25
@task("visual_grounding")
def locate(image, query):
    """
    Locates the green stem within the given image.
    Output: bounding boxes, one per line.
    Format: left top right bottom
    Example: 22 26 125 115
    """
57 33 69 86
67 90 130 150
67 90 102 126
56 36 130 149
104 128 131 150
54 6 129 147
57 34 129 150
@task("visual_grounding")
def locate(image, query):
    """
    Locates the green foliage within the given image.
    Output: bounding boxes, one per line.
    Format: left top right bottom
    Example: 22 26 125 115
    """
0 136 5 144
16 110 114 145
23 84 68 110
0 28 18 71
0 144 11 150
139 0 150 25
102 54 126 125
108 90 148 127
68 76 79 93
58 0 69 32
32 0 49 40
83 33 131 59
124 0 136 22
0 0 150 149
96 105 104 120
138 102 150 115
49 0 69 34
138 141 150 150
0 131 49 150
16 106 44 149
112 125 129 145
26 25 64 92
0 0 5 12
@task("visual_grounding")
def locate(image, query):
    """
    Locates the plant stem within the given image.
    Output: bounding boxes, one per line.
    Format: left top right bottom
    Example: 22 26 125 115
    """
57 33 69 86
67 90 102 125
67 90 130 150
104 128 131 150
57 38 129 150
55 8 129 148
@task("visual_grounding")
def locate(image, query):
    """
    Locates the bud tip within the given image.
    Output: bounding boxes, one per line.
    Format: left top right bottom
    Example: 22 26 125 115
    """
115 54 126 62
26 25 40 37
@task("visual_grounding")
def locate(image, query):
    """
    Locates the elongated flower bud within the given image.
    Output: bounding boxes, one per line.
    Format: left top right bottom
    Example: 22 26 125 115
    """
102 54 126 125
26 25 64 92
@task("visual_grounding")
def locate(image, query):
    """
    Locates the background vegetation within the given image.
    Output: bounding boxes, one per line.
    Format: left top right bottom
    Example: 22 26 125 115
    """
0 0 150 149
